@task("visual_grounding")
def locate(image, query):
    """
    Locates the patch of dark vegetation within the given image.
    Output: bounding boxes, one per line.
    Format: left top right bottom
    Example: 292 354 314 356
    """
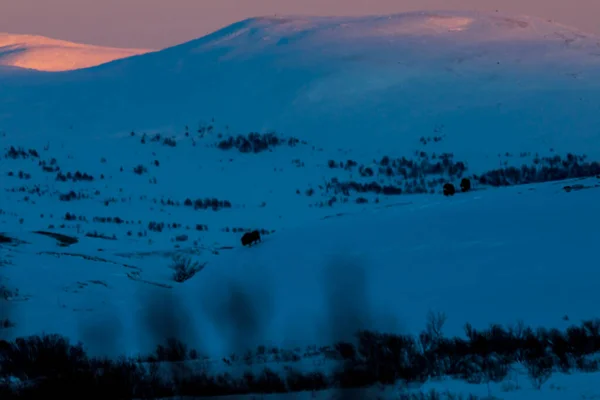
6 185 48 196
320 152 466 199
85 231 117 241
216 132 304 153
291 158 305 168
399 391 480 400
327 159 342 168
6 171 31 180
0 318 15 329
139 132 178 147
326 179 411 197
38 158 59 173
133 164 148 175
0 233 14 244
285 370 328 392
55 171 94 182
64 213 87 222
59 190 91 202
102 197 119 207
4 317 600 398
183 197 232 211
162 136 177 147
332 315 600 390
475 153 600 186
92 216 128 225
173 234 188 242
148 221 165 232
146 221 183 233
143 338 198 362
32 231 78 247
4 146 39 159
320 152 600 203
329 152 466 178
169 255 206 283
155 198 179 207
196 121 215 137
419 135 444 145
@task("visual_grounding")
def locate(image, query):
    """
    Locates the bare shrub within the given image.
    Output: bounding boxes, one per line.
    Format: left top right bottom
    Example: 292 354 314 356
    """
150 338 189 362
169 255 205 283
524 355 553 389
133 164 147 175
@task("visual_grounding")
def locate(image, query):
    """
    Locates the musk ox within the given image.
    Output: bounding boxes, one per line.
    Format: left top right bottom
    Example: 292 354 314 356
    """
443 183 456 196
241 230 261 247
460 178 471 192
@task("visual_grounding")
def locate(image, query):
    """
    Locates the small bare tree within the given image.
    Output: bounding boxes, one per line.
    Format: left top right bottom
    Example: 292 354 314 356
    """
426 310 447 341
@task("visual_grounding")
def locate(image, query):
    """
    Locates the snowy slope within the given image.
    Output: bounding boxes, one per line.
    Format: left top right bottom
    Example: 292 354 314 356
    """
3 175 599 355
2 10 600 399
0 32 152 71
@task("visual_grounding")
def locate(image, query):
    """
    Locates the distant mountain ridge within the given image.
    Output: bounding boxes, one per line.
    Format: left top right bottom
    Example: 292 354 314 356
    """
0 32 152 71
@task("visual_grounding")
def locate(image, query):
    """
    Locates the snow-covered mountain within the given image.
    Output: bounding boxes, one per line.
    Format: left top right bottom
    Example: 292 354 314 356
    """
2 10 600 399
1 10 600 167
0 32 151 71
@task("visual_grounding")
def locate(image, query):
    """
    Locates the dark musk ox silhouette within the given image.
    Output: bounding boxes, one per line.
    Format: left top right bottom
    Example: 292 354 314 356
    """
460 178 471 192
241 230 261 247
443 183 456 196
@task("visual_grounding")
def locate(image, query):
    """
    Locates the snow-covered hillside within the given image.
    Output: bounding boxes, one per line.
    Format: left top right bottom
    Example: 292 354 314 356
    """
3 173 599 355
0 33 151 71
2 9 600 399
1 10 600 169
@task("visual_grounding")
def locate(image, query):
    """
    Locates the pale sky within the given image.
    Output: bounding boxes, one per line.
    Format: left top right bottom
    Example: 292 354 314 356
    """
2 0 599 49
